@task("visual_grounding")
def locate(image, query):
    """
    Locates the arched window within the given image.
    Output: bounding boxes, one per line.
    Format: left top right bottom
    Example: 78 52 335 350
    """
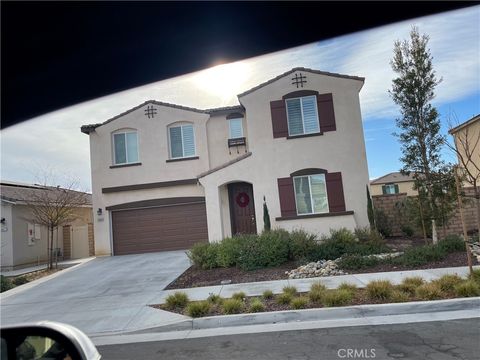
168 122 196 159
112 129 139 165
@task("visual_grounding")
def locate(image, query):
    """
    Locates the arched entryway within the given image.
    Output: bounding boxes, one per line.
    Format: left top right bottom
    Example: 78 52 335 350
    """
227 182 257 235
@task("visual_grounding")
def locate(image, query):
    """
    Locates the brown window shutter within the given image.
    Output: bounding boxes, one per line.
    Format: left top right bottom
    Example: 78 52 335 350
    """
277 177 297 217
317 93 336 132
270 100 288 138
326 172 346 212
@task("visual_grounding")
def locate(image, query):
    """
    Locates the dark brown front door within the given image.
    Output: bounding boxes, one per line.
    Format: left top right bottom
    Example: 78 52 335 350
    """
228 182 257 235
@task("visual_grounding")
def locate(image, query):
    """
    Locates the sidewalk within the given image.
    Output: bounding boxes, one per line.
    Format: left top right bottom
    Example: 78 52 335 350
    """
157 265 479 303
1 257 95 277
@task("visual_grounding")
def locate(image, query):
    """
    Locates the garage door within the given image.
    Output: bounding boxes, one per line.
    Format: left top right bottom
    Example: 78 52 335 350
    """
111 199 208 255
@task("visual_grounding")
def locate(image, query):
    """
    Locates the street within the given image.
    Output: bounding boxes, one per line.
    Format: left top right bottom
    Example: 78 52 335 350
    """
97 318 480 360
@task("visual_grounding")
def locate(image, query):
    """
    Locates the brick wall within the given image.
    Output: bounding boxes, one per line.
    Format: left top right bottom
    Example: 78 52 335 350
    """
63 225 71 259
372 187 479 238
88 223 95 256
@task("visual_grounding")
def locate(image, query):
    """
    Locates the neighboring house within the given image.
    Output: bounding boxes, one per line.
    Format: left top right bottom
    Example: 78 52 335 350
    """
0 181 94 270
448 114 480 187
370 172 418 196
81 67 370 256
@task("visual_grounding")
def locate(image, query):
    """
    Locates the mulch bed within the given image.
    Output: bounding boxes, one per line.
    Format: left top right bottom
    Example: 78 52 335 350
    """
166 251 477 290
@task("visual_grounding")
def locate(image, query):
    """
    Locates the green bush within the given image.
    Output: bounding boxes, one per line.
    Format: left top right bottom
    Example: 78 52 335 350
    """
308 289 324 303
165 292 189 310
469 269 480 284
186 301 211 317
187 243 220 269
337 254 380 270
276 292 293 305
322 289 353 307
249 298 265 313
222 298 244 314
391 290 410 303
415 283 443 300
289 229 320 261
310 282 327 293
454 280 480 297
282 286 297 296
398 277 424 294
437 235 465 253
262 289 274 300
401 225 414 237
12 276 29 286
291 296 309 309
433 274 464 292
216 236 244 268
0 276 13 293
207 293 222 304
393 245 445 267
374 209 392 237
237 230 290 270
232 292 246 301
366 280 394 301
354 227 384 244
338 282 357 293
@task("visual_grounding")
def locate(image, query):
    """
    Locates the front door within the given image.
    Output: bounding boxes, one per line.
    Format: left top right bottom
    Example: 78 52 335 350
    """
228 182 257 235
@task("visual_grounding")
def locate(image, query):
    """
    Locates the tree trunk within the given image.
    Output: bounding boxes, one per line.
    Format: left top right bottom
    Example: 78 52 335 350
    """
418 198 428 244
455 168 473 275
49 226 54 270
475 186 480 234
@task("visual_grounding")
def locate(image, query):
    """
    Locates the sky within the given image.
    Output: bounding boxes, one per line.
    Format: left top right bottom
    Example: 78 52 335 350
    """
1 6 479 192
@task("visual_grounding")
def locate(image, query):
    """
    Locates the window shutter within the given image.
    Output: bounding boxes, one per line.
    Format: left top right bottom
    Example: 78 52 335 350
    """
277 177 297 217
394 184 399 194
270 100 289 138
326 172 346 212
382 185 387 195
317 93 336 132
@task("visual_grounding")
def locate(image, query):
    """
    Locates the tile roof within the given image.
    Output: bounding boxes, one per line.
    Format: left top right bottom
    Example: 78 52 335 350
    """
370 172 415 185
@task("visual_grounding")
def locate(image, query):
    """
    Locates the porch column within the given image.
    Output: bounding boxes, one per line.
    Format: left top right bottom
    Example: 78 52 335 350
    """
204 184 224 243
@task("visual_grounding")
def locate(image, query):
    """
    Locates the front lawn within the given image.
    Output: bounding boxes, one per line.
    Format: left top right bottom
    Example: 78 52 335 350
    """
155 270 480 318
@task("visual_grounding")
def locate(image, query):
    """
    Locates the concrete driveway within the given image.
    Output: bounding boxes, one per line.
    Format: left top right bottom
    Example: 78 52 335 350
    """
1 251 190 336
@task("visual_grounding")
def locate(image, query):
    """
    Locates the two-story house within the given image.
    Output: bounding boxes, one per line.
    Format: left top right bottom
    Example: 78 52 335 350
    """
81 67 370 256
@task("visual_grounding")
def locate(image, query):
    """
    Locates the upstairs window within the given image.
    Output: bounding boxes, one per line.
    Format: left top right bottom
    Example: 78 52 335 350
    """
382 184 399 194
169 124 196 159
285 95 320 136
293 174 328 215
228 118 244 139
113 131 139 165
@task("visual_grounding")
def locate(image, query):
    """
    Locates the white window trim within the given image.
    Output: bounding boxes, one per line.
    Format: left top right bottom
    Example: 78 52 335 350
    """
228 118 244 139
112 130 139 165
169 124 197 159
285 95 320 137
293 174 329 216
385 184 396 194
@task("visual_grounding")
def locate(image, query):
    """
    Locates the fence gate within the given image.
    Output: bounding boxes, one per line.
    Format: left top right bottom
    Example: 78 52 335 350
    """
71 225 89 259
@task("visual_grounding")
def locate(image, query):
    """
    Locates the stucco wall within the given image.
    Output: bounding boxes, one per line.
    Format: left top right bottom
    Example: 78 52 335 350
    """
1 203 14 268
453 119 480 187
370 181 418 196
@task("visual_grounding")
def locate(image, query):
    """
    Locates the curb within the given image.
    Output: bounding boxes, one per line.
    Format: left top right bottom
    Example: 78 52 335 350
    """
128 297 480 335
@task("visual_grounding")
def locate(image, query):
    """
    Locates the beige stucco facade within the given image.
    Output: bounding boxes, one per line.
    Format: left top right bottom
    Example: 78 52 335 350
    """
84 68 371 255
370 181 417 196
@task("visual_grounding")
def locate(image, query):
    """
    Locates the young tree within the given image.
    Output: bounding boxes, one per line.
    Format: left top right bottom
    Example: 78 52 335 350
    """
19 179 90 269
389 26 444 243
263 196 271 232
366 185 375 229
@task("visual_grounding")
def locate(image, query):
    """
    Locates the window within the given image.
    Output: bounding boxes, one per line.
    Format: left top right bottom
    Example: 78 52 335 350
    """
285 95 320 136
384 184 398 194
113 131 139 165
293 174 328 215
169 124 196 159
228 118 243 139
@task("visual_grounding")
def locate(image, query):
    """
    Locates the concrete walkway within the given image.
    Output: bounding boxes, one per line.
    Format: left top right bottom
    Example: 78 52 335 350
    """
1 257 95 277
157 265 480 303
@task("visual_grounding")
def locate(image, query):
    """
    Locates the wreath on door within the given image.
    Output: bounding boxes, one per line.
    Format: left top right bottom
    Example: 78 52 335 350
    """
236 192 250 207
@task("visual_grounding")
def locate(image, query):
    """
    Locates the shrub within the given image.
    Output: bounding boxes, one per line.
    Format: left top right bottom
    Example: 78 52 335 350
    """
216 236 243 268
232 292 246 301
308 289 324 303
289 229 320 261
187 243 219 269
310 282 327 293
437 235 465 253
186 301 211 318
398 277 424 294
262 289 274 300
222 298 244 314
393 245 446 267
354 227 384 244
401 225 414 237
338 282 357 293
469 269 480 284
391 290 410 303
374 209 392 237
366 280 394 301
0 276 13 293
165 292 189 309
337 254 380 270
322 289 353 307
12 276 29 286
207 293 222 304
415 283 443 300
249 298 265 313
454 280 480 297
291 296 309 309
237 230 290 270
282 286 297 296
276 292 293 305
330 228 357 243
433 274 463 292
